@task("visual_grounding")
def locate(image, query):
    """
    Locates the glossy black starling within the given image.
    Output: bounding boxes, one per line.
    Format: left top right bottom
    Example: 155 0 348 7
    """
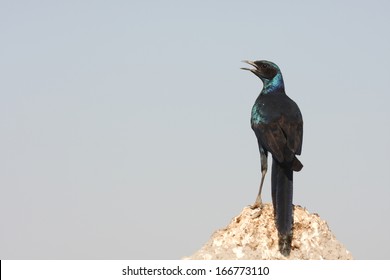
241 60 303 255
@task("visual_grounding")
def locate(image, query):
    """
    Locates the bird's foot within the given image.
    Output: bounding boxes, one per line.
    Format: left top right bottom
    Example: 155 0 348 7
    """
250 198 262 210
250 200 263 218
250 202 262 210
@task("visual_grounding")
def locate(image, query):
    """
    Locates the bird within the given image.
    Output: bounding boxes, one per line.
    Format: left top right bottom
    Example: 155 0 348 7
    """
241 60 303 255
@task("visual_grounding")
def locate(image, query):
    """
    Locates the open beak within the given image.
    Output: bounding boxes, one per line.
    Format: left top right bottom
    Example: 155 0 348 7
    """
240 60 258 72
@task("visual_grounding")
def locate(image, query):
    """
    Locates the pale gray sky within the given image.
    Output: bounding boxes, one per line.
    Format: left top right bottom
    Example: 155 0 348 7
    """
1 0 389 259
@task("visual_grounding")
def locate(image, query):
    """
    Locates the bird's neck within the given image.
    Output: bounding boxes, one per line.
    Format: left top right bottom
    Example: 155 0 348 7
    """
261 73 285 94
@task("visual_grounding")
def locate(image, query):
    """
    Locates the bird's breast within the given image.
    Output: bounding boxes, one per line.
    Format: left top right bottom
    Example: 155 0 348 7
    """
251 103 266 125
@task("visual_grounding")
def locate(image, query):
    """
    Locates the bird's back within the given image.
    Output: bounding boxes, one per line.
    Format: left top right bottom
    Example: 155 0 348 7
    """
251 91 303 163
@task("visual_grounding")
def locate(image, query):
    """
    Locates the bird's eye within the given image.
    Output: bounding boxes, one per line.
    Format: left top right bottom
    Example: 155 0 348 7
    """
262 64 268 69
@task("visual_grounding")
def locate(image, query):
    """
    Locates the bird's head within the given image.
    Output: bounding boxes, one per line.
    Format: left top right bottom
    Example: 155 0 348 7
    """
241 60 285 93
241 60 280 80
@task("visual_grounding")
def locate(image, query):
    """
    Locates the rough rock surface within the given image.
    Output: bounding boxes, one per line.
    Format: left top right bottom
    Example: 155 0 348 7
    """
187 204 352 260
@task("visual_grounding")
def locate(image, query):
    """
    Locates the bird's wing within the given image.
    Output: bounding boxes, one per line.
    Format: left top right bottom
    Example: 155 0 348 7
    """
278 115 303 156
253 116 303 163
253 121 286 163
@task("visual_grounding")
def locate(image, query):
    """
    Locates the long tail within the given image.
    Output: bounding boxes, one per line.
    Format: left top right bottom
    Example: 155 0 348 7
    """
271 158 293 256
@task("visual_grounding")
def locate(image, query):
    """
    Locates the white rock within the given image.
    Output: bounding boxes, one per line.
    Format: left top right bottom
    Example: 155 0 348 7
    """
186 204 352 260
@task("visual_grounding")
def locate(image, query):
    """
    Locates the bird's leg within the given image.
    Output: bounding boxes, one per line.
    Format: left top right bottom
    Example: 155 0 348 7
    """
251 149 268 209
254 168 267 206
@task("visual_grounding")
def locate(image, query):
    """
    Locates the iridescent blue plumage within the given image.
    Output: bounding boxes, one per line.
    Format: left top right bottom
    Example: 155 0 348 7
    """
257 62 285 94
248 61 286 127
251 103 264 124
241 60 303 256
262 72 284 94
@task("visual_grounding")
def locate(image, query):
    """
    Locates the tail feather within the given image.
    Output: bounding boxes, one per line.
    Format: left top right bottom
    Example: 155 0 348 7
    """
271 158 293 256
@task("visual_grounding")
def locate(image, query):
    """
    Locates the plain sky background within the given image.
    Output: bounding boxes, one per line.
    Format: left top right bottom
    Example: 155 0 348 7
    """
1 0 389 260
